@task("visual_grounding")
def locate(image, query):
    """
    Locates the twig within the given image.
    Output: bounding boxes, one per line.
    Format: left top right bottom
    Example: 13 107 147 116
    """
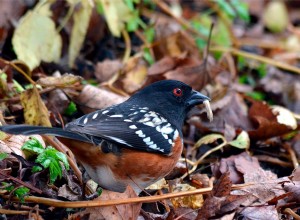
151 0 206 40
255 155 293 167
210 46 300 75
284 208 300 220
122 29 131 63
0 170 42 194
283 143 299 169
2 183 254 208
0 209 30 215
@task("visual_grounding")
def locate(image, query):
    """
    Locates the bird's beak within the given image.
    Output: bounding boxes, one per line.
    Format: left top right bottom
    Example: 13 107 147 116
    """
187 90 213 122
187 90 210 106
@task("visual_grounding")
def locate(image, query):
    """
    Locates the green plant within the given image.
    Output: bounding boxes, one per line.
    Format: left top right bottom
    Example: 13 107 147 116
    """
21 137 70 183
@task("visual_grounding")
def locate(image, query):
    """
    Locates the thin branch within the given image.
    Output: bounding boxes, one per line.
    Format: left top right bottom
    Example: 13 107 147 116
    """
3 183 254 208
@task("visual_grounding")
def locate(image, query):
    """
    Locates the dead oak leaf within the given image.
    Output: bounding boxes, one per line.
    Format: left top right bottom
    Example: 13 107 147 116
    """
20 86 51 126
239 205 279 220
73 186 141 220
248 100 294 140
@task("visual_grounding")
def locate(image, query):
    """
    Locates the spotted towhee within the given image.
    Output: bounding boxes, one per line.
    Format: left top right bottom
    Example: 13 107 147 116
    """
0 80 211 193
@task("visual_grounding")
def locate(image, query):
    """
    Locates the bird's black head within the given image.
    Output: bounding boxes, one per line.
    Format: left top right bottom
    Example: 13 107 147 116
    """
127 80 210 127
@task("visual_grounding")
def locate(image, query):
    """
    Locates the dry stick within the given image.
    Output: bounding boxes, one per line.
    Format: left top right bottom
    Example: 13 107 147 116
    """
210 47 300 75
255 155 293 168
0 209 30 215
43 136 83 184
122 29 131 63
283 143 299 169
152 0 206 40
0 170 42 194
284 208 300 220
3 183 253 208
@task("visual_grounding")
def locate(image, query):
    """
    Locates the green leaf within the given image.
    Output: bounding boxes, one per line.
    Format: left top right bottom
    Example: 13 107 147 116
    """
246 91 266 101
143 47 155 65
216 0 236 19
0 153 8 161
56 152 70 170
21 137 45 154
97 187 103 196
126 11 140 32
228 131 250 149
35 146 69 183
257 63 267 78
64 101 77 116
144 27 155 43
32 165 43 173
230 0 250 23
14 187 30 203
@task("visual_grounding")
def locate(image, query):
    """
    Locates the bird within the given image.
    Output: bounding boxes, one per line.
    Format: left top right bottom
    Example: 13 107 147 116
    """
0 80 211 194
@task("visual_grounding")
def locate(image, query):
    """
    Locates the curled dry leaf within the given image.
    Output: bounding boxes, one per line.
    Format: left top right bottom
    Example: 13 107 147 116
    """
37 73 83 88
74 85 127 114
271 105 297 130
0 135 45 158
20 86 51 126
248 100 294 140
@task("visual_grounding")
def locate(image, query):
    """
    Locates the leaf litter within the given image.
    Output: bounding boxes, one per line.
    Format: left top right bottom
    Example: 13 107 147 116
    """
0 0 300 219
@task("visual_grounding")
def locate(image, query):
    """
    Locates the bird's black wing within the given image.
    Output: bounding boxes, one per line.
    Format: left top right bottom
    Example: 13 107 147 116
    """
65 105 180 155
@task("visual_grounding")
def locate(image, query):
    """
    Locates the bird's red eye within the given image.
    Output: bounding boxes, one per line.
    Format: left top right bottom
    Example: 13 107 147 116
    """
173 88 183 97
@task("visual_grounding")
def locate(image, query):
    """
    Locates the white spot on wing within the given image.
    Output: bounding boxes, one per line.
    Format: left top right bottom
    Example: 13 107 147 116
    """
92 113 98 119
143 137 151 143
135 130 146 138
83 118 88 124
156 126 161 132
105 136 133 147
144 121 155 127
102 110 109 114
124 119 132 122
168 139 173 144
110 114 123 118
129 125 137 129
161 126 174 134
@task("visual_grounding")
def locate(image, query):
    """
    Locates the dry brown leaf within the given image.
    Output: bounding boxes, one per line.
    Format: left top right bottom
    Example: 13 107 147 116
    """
239 205 279 220
0 135 45 158
37 73 82 88
20 86 51 126
248 100 293 140
122 64 147 93
74 85 127 114
95 60 123 82
73 186 141 220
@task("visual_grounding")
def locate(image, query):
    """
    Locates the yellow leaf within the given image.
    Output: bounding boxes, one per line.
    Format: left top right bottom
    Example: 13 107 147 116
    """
12 1 62 70
98 0 133 37
20 86 51 127
68 0 93 67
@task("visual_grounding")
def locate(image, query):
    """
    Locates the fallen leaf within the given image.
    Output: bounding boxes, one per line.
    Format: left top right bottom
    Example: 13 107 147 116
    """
20 86 51 126
74 85 127 114
239 205 279 220
0 135 45 158
95 59 123 82
248 99 294 140
68 0 93 67
37 74 83 88
122 62 147 93
74 186 141 220
171 184 204 209
12 1 62 70
228 131 250 150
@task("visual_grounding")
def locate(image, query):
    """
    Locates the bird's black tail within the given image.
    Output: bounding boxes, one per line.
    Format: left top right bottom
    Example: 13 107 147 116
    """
0 125 90 142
